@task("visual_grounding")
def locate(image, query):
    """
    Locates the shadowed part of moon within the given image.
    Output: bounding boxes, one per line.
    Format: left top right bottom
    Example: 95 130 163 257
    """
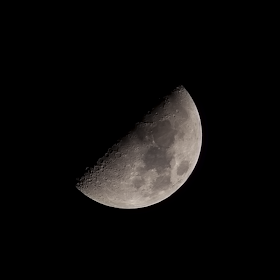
152 120 177 148
135 125 153 143
176 160 190 176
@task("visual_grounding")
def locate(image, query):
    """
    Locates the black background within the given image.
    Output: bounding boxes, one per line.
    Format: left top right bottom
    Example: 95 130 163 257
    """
34 28 238 224
11 5 270 271
39 30 242 242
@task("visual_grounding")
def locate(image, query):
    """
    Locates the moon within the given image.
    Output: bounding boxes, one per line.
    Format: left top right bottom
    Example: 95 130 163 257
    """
76 85 202 209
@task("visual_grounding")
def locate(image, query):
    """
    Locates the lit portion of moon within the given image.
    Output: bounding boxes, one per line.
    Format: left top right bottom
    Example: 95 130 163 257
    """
76 85 202 209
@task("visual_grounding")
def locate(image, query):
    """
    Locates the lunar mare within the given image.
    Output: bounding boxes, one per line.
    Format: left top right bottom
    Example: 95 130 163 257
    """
76 85 202 209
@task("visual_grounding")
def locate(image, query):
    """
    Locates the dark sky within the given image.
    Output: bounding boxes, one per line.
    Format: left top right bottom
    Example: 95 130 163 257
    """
50 61 227 231
46 44 228 215
12 4 267 272
32 22 250 253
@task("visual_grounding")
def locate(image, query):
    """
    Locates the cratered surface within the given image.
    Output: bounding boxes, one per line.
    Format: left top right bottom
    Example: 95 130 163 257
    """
76 85 202 209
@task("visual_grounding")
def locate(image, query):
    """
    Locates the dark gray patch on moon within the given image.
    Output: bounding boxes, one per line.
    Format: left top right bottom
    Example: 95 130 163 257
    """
176 160 190 176
132 176 145 189
152 120 176 148
143 146 172 173
153 172 171 191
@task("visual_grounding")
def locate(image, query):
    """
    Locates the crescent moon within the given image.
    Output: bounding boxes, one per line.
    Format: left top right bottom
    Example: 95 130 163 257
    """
76 85 202 209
